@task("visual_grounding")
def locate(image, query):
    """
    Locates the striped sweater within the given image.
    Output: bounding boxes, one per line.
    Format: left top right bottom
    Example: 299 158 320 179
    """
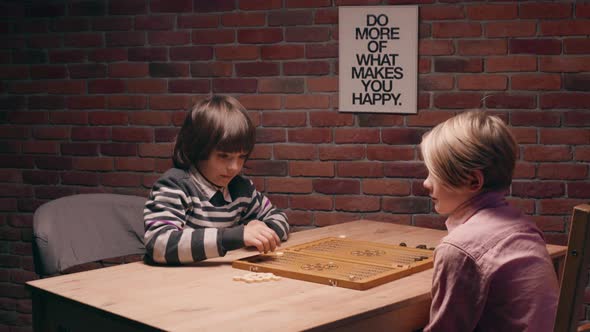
144 167 289 264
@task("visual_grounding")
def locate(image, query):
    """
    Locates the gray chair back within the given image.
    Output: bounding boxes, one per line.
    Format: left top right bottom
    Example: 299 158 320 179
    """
33 193 146 276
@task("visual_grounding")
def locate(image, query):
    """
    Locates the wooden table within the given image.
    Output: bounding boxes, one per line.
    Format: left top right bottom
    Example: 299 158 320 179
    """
26 220 567 332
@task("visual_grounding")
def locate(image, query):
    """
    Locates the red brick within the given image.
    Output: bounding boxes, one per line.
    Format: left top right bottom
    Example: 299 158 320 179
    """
115 157 155 172
307 77 337 92
87 111 127 125
314 8 337 24
29 65 67 79
313 179 359 194
564 111 590 126
283 210 312 226
485 22 536 38
21 170 57 185
262 112 306 127
317 146 363 161
310 112 354 127
513 162 536 179
486 56 536 72
565 74 590 91
49 109 86 124
540 128 590 145
419 40 454 56
20 141 56 155
285 95 330 109
258 78 304 93
33 127 70 139
150 95 191 110
248 145 272 159
466 4 517 20
88 79 125 94
61 143 99 156
434 58 482 73
69 64 107 78
512 111 560 127
274 144 317 160
520 3 572 19
193 0 234 12
523 146 571 162
168 79 210 93
64 33 103 48
419 75 454 91
128 47 167 61
109 0 147 15
458 75 507 90
433 92 483 109
337 162 383 178
149 0 192 12
0 65 28 80
289 161 334 177
221 12 265 27
288 128 331 143
106 31 145 47
129 111 172 126
239 0 282 10
238 95 281 110
213 78 256 93
155 128 180 142
576 147 590 162
538 164 588 180
432 22 481 38
215 46 259 60
541 21 590 36
149 63 189 77
35 156 72 170
334 196 380 212
485 94 536 109
127 79 167 93
332 129 378 144
382 128 427 145
383 197 430 213
108 63 149 78
73 157 113 171
458 40 507 56
568 182 590 198
268 10 312 26
255 128 286 143
189 62 232 77
542 56 590 72
148 31 191 45
384 162 428 178
285 27 330 42
286 0 330 7
70 127 110 141
362 179 410 196
267 178 312 193
283 61 330 76
406 111 453 127
540 198 588 215
177 14 218 28
101 143 138 156
28 96 65 110
135 15 175 30
0 170 22 183
236 62 280 77
510 39 562 55
108 96 147 109
366 146 415 161
45 80 85 94
512 181 565 198
511 74 560 91
238 28 282 44
564 39 590 54
101 173 141 187
313 211 360 227
306 44 337 59
93 17 134 31
49 49 86 63
290 195 332 211
35 186 75 200
191 30 234 45
420 5 464 20
112 128 154 142
541 93 590 109
357 114 404 127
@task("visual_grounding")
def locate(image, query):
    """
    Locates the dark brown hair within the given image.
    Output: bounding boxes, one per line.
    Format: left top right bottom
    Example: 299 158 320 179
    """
173 95 255 169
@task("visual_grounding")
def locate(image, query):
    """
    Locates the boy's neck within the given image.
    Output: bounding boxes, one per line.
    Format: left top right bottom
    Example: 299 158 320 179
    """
446 190 508 232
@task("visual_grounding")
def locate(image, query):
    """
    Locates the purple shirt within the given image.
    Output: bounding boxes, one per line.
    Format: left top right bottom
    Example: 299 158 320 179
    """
424 191 559 332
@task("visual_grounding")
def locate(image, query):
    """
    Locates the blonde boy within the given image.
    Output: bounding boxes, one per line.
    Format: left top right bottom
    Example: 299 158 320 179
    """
421 111 558 331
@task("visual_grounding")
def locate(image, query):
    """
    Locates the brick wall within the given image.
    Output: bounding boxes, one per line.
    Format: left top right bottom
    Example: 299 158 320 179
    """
1 0 589 330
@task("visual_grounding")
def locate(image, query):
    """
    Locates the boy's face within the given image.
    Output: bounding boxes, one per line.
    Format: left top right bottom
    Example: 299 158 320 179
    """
197 149 247 188
423 173 479 215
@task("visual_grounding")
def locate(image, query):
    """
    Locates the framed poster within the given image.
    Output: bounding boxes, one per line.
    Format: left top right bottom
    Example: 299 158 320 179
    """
339 6 418 114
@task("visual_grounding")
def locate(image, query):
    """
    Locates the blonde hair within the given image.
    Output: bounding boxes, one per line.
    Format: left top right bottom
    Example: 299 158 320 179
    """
173 95 255 169
420 110 517 191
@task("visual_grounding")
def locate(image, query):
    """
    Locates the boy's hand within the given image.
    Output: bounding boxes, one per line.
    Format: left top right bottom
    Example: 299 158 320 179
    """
243 220 281 253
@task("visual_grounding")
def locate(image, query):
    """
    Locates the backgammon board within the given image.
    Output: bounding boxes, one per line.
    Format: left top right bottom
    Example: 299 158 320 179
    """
232 237 434 290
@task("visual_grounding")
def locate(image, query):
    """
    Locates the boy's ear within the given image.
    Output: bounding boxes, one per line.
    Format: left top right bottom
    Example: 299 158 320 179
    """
469 170 484 192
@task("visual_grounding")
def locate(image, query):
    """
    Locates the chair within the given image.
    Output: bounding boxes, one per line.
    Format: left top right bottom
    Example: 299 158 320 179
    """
554 204 590 332
32 193 147 277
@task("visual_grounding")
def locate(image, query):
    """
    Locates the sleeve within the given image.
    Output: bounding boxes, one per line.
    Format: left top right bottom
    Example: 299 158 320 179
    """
143 175 242 264
241 181 289 241
423 243 488 332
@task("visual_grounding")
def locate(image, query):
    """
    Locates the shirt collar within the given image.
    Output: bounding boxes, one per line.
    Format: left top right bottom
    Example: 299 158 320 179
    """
445 190 508 233
189 166 233 203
